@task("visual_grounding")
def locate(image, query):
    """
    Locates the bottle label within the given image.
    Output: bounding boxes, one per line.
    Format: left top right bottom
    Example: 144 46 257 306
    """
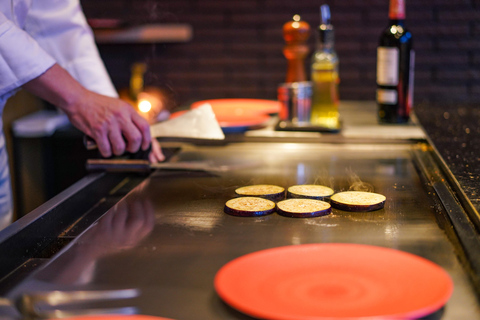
389 0 405 19
377 47 399 86
377 89 397 104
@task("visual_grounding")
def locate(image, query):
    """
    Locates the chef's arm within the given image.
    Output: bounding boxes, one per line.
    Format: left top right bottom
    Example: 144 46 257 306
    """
22 0 165 161
22 64 151 158
24 0 117 97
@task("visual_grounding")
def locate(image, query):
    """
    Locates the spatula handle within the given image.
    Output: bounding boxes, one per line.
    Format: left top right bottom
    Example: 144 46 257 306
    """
83 135 151 160
83 135 97 150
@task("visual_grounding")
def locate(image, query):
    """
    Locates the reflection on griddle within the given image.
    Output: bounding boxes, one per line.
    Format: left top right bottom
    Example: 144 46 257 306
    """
37 182 155 286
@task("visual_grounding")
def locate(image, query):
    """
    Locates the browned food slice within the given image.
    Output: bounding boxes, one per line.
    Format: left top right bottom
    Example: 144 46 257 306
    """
330 191 386 212
235 184 285 201
276 199 331 218
224 197 276 217
287 184 334 200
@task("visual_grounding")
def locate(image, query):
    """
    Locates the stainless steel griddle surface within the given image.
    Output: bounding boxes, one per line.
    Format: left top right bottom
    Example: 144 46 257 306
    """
8 142 480 319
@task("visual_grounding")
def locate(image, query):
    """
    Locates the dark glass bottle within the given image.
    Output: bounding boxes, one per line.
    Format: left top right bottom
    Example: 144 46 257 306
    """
376 0 414 124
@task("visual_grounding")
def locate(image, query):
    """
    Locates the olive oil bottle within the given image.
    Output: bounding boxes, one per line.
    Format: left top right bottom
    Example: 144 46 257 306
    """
310 4 339 129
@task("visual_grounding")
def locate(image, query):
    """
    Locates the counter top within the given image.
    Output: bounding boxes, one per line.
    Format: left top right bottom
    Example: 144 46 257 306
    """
244 100 425 142
338 101 425 140
415 102 480 227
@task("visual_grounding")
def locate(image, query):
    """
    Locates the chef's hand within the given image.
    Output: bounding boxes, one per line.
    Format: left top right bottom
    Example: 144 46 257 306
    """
23 63 151 158
149 139 165 162
67 90 151 158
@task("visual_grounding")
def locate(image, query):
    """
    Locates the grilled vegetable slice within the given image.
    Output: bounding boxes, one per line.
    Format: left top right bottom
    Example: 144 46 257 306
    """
276 199 331 218
235 184 285 201
330 191 386 212
224 197 276 217
287 185 334 200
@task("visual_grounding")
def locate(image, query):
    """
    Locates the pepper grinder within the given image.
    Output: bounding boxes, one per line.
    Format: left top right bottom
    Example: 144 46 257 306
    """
282 14 311 83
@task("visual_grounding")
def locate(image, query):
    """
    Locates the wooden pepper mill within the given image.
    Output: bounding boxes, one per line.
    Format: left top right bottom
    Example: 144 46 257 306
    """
282 14 311 83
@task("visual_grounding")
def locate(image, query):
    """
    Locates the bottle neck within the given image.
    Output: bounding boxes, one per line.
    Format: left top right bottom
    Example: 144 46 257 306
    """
317 42 334 52
316 26 334 52
388 18 405 26
388 0 406 20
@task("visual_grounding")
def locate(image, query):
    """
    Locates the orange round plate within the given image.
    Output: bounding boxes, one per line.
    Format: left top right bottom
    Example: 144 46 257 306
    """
190 98 281 116
214 243 453 320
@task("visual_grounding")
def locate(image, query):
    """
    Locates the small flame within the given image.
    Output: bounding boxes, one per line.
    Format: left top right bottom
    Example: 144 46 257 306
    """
138 99 152 113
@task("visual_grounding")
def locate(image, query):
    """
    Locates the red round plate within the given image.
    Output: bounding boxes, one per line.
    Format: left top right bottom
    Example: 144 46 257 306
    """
190 99 281 116
53 315 174 320
214 243 453 320
214 113 270 129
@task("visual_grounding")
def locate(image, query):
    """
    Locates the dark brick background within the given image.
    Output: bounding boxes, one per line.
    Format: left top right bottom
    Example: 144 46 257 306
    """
81 0 480 107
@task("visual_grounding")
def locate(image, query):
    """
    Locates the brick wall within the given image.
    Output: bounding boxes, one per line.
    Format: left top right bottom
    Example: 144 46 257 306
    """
81 0 480 107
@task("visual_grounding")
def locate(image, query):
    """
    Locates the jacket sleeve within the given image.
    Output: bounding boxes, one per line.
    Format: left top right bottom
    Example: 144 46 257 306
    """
0 11 56 97
24 0 118 98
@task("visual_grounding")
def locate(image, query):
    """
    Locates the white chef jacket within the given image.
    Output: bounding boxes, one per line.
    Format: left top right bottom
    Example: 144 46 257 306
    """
0 0 118 230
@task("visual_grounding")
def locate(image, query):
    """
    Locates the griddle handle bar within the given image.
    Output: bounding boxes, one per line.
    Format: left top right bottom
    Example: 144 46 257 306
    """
86 159 151 172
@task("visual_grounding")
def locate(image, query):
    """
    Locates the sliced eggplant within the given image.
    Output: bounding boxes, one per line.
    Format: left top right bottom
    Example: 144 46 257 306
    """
276 199 331 218
330 191 386 212
235 184 285 201
287 184 334 200
224 197 276 217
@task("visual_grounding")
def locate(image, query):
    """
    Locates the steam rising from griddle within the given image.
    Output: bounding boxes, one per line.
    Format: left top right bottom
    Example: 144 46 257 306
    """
346 168 374 192
312 168 373 192
313 169 335 189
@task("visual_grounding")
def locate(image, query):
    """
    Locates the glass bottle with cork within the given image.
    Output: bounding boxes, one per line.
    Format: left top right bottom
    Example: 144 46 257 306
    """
376 0 414 124
310 4 340 130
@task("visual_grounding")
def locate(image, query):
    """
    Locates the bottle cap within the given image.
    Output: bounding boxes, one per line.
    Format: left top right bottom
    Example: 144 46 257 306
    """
320 4 331 24
389 0 406 19
318 5 334 45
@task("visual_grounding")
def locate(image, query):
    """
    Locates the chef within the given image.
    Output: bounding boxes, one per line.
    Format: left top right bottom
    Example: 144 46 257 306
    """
0 0 163 230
